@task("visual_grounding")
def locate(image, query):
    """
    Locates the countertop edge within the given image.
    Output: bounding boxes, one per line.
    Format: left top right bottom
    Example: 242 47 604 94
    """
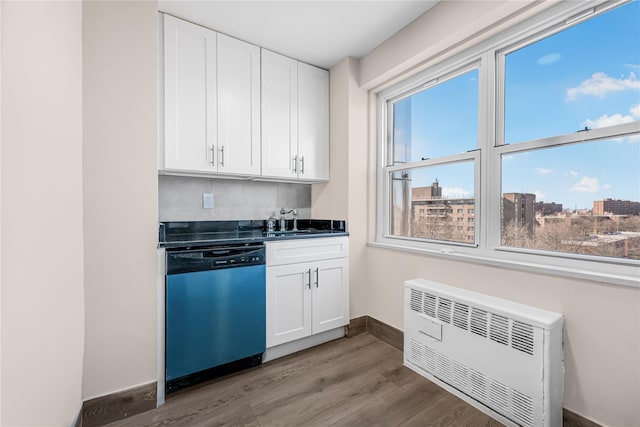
158 231 350 249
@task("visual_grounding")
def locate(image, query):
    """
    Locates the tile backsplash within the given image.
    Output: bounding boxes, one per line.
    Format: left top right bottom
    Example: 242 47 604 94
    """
159 175 311 221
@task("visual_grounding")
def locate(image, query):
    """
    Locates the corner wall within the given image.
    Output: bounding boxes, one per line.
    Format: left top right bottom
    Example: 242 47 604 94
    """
82 1 159 400
312 57 368 319
1 2 85 424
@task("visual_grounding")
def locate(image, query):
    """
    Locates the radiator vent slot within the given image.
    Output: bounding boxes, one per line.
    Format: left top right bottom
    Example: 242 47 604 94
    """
489 314 509 346
489 380 510 412
512 321 535 355
470 308 488 338
470 369 488 401
410 289 422 312
437 298 452 324
453 302 469 330
405 279 564 427
424 293 437 318
513 390 535 427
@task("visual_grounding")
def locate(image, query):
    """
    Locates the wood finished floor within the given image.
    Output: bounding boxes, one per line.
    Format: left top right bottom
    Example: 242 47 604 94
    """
106 333 504 427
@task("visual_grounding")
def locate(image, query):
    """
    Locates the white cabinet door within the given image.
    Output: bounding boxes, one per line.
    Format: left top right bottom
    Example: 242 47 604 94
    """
217 33 261 176
261 49 298 178
312 258 349 334
162 15 217 172
298 62 329 181
266 263 312 348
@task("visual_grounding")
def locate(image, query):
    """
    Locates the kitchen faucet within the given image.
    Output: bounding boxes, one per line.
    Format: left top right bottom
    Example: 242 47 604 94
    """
279 208 298 231
266 215 277 233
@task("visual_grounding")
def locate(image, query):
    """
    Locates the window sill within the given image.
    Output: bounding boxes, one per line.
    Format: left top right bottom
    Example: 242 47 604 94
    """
367 240 640 289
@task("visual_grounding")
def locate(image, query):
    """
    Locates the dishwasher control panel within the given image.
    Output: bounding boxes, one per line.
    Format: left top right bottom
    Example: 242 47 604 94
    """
166 243 265 274
213 254 263 267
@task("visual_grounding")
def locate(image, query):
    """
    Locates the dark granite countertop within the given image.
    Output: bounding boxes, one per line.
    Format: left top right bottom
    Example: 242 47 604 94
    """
158 219 348 249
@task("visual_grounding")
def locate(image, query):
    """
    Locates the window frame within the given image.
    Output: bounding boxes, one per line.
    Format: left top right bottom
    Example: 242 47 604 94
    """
374 0 640 288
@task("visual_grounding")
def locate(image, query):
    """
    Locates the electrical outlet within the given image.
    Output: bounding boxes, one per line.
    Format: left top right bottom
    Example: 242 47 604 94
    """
202 193 214 209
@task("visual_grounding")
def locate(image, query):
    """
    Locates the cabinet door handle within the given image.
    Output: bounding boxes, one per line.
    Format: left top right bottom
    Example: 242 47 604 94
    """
293 155 298 174
301 156 305 174
314 267 319 288
219 146 225 166
307 268 311 289
209 145 215 165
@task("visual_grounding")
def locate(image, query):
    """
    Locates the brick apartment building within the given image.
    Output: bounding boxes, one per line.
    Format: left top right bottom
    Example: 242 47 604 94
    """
593 198 640 216
502 192 537 232
534 201 563 216
410 180 475 242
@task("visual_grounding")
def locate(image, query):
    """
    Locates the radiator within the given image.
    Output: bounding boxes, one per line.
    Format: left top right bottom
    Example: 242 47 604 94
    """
404 279 564 427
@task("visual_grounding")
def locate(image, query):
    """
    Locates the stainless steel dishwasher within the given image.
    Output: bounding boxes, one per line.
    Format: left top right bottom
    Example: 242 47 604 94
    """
165 243 265 393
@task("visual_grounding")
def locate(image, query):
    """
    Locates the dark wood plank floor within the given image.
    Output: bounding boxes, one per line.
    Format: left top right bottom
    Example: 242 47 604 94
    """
106 333 504 427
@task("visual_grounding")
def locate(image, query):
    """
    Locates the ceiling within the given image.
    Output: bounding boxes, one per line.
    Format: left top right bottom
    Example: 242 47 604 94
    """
158 1 439 69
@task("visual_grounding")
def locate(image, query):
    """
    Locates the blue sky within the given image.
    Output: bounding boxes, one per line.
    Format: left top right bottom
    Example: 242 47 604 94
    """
397 1 640 210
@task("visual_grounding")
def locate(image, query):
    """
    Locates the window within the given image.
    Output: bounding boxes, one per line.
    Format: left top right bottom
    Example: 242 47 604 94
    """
377 0 640 285
384 67 479 246
498 1 640 260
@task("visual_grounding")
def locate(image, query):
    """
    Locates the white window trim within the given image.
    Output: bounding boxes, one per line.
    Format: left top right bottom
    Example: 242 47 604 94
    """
373 0 640 288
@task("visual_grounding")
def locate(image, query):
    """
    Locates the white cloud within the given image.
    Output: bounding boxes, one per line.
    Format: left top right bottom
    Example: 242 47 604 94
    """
537 53 561 66
569 177 600 193
566 72 640 101
534 191 545 200
565 170 579 176
602 184 612 190
582 108 636 129
534 167 552 175
442 187 471 198
581 104 640 143
583 112 635 129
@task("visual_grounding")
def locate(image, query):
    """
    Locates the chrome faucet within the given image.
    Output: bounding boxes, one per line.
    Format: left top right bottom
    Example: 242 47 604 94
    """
279 208 298 231
266 215 277 233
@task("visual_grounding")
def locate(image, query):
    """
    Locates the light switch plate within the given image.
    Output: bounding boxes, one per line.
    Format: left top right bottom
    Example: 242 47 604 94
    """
202 193 214 209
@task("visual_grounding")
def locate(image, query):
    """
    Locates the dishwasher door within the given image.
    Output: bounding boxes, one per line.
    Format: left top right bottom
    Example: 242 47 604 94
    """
165 264 266 382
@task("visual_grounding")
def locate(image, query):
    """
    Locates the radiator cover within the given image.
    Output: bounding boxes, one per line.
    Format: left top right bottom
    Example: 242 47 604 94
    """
404 279 563 427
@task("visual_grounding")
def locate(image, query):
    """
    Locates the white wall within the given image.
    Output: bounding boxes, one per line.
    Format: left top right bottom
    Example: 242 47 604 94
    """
82 1 159 399
0 1 4 421
1 1 85 425
314 1 640 426
312 57 368 318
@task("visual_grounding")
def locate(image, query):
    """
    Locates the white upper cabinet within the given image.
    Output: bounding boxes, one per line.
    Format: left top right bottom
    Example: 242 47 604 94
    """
261 50 298 178
161 15 260 176
162 15 216 172
261 49 329 182
298 62 329 181
217 34 261 176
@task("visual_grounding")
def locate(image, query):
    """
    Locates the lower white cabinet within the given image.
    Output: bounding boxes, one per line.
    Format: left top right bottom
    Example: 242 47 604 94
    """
266 237 349 348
